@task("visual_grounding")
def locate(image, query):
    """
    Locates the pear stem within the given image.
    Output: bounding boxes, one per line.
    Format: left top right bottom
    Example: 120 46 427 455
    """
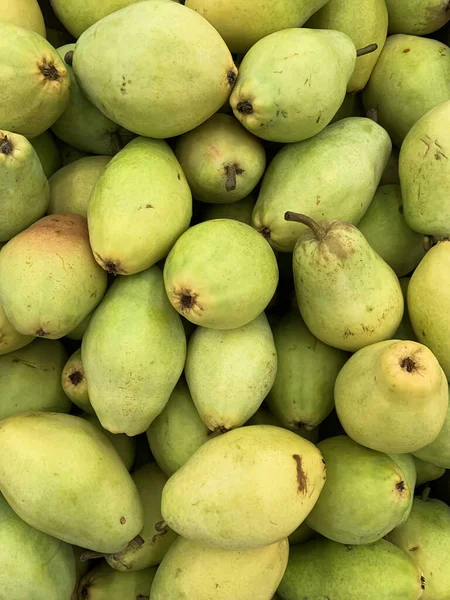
356 43 378 57
284 212 327 240
421 486 431 502
225 164 237 192
79 551 104 562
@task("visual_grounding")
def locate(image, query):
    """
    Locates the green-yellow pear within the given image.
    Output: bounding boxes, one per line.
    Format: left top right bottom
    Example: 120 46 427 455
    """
0 413 144 553
408 240 450 379
81 413 136 472
252 117 391 252
306 436 415 544
0 303 34 355
413 392 450 468
161 425 326 550
413 457 445 486
66 313 92 341
151 536 289 600
288 522 316 546
1 0 46 37
289 214 404 351
307 0 388 92
199 193 256 225
381 148 400 185
335 340 449 453
400 100 450 237
394 277 417 341
387 497 450 600
77 562 157 600
30 130 61 178
363 35 450 147
0 214 107 339
163 219 278 329
71 546 91 600
278 537 425 600
61 348 92 414
266 311 348 430
82 266 186 436
386 0 450 35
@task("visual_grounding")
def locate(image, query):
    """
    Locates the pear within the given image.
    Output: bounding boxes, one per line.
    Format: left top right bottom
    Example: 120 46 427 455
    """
48 156 111 218
0 338 71 421
408 239 450 379
72 1 238 139
185 312 277 432
413 457 446 486
163 219 278 329
394 277 417 341
1 0 46 37
81 413 136 472
0 23 70 138
0 129 49 242
230 29 374 143
59 142 90 165
413 391 450 468
0 303 34 355
335 340 449 453
330 92 364 123
357 185 426 277
146 379 215 476
389 452 418 525
252 117 391 251
307 0 388 92
30 130 61 178
266 311 348 430
175 113 266 204
400 100 450 237
381 148 400 185
363 35 450 147
306 436 414 544
82 266 186 436
199 193 256 225
61 348 92 413
0 214 107 339
386 0 450 35
288 522 316 546
66 313 92 341
161 425 326 550
150 536 289 600
289 214 404 351
106 463 177 571
0 412 144 553
52 45 135 156
71 546 91 600
88 137 192 275
278 537 425 600
0 491 76 600
77 562 157 600
387 497 450 600
246 406 320 443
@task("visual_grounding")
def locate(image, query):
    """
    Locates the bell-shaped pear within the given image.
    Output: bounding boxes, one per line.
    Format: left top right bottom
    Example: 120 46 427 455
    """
386 0 450 35
413 391 450 468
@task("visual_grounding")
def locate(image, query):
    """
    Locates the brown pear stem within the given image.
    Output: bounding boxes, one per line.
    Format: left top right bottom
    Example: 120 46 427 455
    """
155 520 168 532
356 43 378 57
284 212 327 240
421 486 431 502
225 164 237 192
64 50 74 66
79 551 104 562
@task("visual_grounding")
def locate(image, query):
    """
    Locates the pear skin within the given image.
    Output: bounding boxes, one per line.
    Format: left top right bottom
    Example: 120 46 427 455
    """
30 130 61 178
61 348 92 414
413 391 450 468
77 562 157 600
394 277 418 340
199 192 256 225
386 0 450 35
413 457 446 486
1 0 46 36
0 303 34 356
81 413 137 472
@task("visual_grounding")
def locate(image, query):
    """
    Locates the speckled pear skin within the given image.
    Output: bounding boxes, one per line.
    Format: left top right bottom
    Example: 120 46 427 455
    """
77 562 157 600
386 0 450 35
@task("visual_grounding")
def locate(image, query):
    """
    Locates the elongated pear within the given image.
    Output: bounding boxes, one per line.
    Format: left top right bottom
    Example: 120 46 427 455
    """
0 303 34 355
151 536 288 600
82 266 186 436
77 562 157 600
0 413 144 553
386 0 450 35
289 214 404 351
413 393 450 468
252 118 391 251
335 340 449 453
161 425 326 550
61 348 92 414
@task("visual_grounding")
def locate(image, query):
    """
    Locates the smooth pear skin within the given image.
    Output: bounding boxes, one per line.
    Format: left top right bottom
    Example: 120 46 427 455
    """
335 340 449 453
413 457 446 486
30 131 61 178
0 413 144 553
0 303 34 356
413 392 450 468
394 277 417 341
77 562 157 600
161 425 326 550
61 348 92 413
1 0 46 36
386 0 450 35
81 413 137 472
199 193 256 225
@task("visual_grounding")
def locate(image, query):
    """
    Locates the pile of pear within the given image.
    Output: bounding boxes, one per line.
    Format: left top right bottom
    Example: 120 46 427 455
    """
1 0 450 599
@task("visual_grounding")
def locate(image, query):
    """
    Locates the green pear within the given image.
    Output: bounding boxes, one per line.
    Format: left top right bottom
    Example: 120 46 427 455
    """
0 492 76 600
394 277 417 340
150 536 289 600
400 100 450 237
252 117 391 251
72 1 238 139
381 148 400 185
146 379 215 476
81 413 136 472
278 537 425 600
175 113 266 204
288 522 316 546
306 436 414 544
199 193 256 225
48 156 111 218
52 45 135 156
266 311 348 430
163 219 278 329
389 453 417 523
59 141 91 165
30 130 61 178
335 340 449 453
66 313 92 341
307 0 388 92
0 214 107 339
0 338 70 421
363 35 450 147
230 29 363 143
61 348 92 413
289 214 404 351
186 0 328 53
387 497 450 600
0 303 34 355
0 129 49 242
88 137 192 275
0 23 70 138
161 425 326 550
185 312 277 432
106 463 177 571
0 412 144 553
357 185 425 277
413 457 446 486
77 562 157 600
82 266 186 436
1 0 46 37
413 392 450 468
246 406 320 444
408 240 450 379
386 0 450 35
